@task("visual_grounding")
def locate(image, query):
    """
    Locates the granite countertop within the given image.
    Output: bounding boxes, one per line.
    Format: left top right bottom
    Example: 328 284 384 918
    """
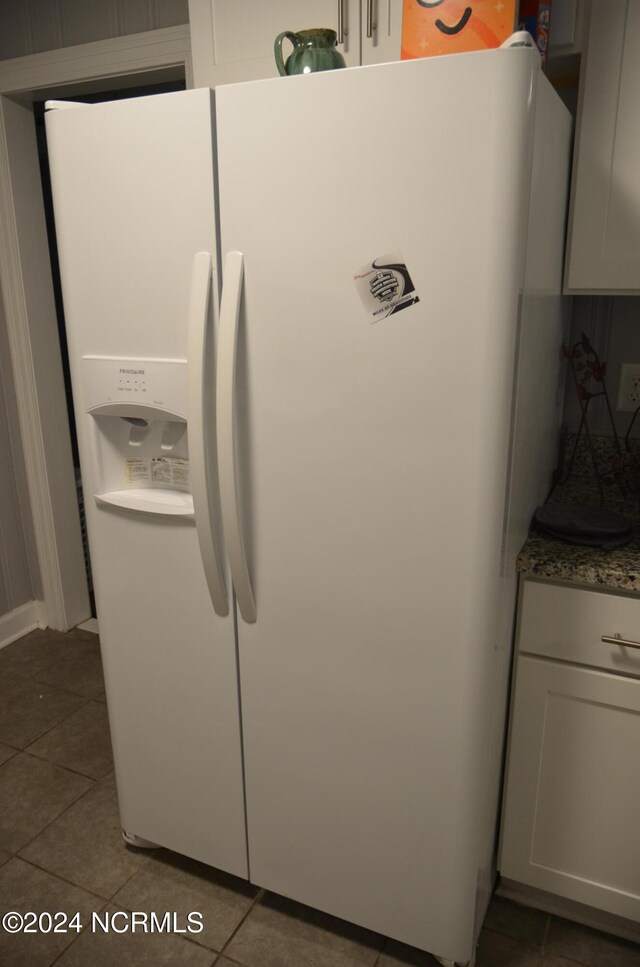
517 477 640 594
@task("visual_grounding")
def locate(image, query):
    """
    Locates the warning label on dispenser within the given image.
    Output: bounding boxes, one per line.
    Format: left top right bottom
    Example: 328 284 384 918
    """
151 457 190 491
125 458 150 483
353 252 420 323
125 457 190 491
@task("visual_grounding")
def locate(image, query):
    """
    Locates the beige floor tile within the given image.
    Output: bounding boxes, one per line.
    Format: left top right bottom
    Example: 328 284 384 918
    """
224 892 383 967
0 848 11 868
377 937 442 965
19 780 151 898
543 957 586 967
55 904 216 966
546 916 640 967
0 742 18 765
0 753 92 852
476 929 542 966
0 673 86 749
484 896 549 947
0 629 77 679
33 638 105 699
27 701 113 779
114 848 258 951
0 857 103 967
69 627 100 644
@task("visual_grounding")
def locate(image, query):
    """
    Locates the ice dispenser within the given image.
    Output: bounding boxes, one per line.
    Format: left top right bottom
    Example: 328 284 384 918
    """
82 356 193 517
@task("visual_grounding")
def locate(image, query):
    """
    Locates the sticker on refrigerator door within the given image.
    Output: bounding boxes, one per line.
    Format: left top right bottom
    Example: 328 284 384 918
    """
353 252 420 323
151 457 190 491
125 458 150 483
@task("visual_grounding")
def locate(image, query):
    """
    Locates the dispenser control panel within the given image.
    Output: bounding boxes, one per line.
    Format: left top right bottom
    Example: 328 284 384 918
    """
81 355 188 419
116 367 148 394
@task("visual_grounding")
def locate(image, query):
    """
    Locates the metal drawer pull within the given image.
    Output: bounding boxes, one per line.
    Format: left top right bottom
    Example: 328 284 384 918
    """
602 633 640 650
367 0 377 37
337 0 344 42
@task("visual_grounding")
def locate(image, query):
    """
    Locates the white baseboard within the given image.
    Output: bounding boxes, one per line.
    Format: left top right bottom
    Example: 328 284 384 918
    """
0 600 46 649
77 617 99 635
497 878 640 945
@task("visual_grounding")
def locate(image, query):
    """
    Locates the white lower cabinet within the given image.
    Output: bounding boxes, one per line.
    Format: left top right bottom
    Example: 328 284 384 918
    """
499 580 640 923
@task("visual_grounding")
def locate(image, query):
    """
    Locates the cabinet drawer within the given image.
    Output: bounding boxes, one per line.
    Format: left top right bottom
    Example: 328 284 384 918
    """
519 581 640 677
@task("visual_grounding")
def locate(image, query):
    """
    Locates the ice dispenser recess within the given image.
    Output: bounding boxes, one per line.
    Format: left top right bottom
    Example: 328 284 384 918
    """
82 356 193 518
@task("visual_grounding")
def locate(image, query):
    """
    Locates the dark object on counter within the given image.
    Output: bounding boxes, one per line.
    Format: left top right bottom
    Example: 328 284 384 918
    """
274 28 346 76
534 504 634 550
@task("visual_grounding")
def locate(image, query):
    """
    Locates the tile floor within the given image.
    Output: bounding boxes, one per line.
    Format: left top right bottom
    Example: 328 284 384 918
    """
0 627 638 967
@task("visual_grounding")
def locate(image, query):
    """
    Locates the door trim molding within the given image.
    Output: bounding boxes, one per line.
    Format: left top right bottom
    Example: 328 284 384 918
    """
0 25 192 94
0 25 191 631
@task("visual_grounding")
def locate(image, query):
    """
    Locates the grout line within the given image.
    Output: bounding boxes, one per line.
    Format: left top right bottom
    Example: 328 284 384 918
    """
14 769 99 856
216 887 266 961
481 927 543 957
373 930 393 966
0 660 96 696
7 678 97 729
28 674 103 700
0 746 19 768
19 746 100 780
48 897 110 966
11 855 110 904
108 852 160 904
21 743 111 784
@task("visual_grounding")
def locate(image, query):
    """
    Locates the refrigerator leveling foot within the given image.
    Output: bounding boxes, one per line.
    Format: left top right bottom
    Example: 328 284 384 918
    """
434 957 472 967
121 829 159 849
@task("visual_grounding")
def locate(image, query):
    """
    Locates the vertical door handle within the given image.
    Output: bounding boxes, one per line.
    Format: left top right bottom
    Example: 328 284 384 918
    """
187 251 229 617
217 251 257 624
337 0 344 43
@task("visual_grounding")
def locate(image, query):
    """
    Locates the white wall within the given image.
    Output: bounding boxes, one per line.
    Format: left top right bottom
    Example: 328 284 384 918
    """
0 0 188 61
0 288 40 617
602 298 640 438
0 0 189 629
563 296 640 439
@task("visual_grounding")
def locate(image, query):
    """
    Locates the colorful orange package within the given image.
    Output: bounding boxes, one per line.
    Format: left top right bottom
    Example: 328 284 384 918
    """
401 0 517 59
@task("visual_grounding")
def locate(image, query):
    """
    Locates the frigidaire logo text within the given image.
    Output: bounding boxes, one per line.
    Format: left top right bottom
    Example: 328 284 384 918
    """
119 368 145 375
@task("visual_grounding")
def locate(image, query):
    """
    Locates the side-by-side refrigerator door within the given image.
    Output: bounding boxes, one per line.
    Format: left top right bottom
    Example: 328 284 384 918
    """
215 49 539 960
45 89 248 877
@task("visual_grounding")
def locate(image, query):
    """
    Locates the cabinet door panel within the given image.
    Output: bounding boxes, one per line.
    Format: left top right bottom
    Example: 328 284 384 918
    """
361 0 402 65
500 656 640 921
210 0 360 68
565 0 640 292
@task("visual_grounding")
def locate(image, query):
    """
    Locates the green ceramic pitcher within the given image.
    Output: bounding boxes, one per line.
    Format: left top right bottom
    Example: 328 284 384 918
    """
274 28 346 76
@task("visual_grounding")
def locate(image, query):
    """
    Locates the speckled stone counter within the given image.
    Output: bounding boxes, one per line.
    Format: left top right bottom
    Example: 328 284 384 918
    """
517 478 640 594
517 529 640 592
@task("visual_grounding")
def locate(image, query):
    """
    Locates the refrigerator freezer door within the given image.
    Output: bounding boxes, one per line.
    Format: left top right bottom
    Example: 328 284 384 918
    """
46 89 247 876
216 49 539 958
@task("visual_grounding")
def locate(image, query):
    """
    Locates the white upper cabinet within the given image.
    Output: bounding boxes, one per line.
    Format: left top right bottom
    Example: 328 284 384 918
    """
361 0 402 65
188 0 403 87
565 0 640 293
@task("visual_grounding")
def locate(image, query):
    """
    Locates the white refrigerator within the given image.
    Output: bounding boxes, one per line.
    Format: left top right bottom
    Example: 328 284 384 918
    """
46 40 571 966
